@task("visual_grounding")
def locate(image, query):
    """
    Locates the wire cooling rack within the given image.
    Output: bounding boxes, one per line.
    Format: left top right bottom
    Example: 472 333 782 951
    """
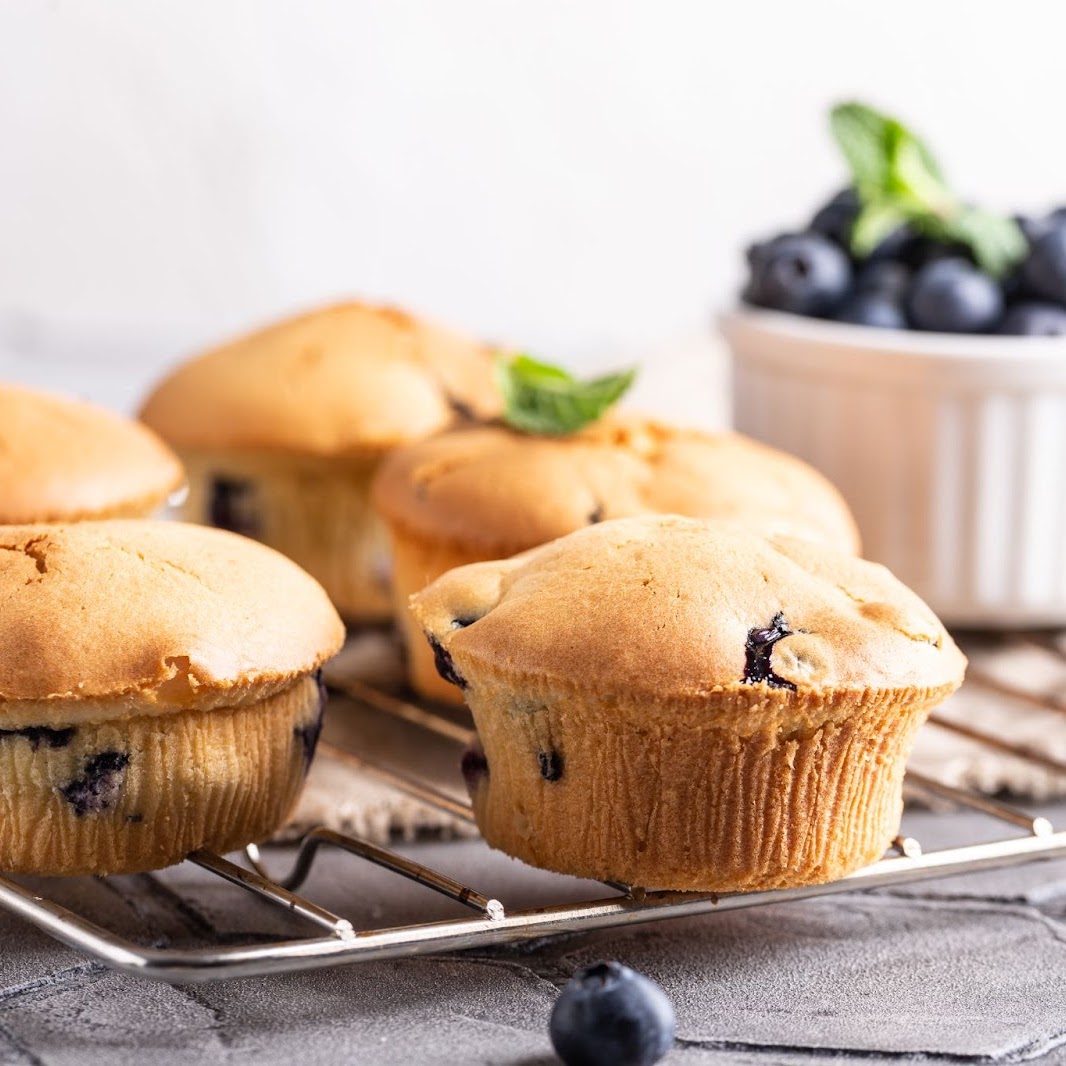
3 640 1066 985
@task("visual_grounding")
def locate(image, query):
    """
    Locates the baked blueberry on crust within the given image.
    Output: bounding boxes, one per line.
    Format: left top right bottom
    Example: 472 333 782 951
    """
743 613 797 691
412 515 965 892
140 300 499 622
373 415 861 705
0 520 343 876
428 635 468 689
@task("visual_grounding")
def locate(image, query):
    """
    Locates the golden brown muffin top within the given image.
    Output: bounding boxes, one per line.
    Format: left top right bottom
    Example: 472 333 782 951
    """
373 415 861 556
411 515 965 718
0 521 344 719
0 383 184 522
140 301 500 456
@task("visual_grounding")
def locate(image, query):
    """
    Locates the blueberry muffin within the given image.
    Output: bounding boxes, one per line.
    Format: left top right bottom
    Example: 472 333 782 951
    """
0 520 343 875
140 301 499 622
374 416 861 703
411 515 964 892
0 382 184 521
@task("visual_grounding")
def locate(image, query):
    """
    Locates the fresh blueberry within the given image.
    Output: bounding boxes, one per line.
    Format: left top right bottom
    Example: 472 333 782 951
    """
1000 265 1029 303
854 260 910 299
808 187 859 249
834 291 906 330
894 234 972 271
906 258 1004 332
861 223 913 265
998 302 1066 336
1045 206 1066 229
743 233 851 316
1022 227 1066 304
1014 213 1047 243
549 962 675 1066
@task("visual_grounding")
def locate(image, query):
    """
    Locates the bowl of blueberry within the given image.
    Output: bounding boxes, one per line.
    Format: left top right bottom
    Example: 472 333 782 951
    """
721 102 1066 627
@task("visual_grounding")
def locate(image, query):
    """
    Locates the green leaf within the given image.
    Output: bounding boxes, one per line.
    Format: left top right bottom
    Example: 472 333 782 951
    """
850 199 908 257
889 126 951 210
830 100 1022 276
496 354 637 436
831 102 947 203
829 103 893 196
933 207 1027 278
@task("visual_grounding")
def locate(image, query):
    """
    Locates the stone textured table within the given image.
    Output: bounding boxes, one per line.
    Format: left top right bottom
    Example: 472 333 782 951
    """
3 798 1066 1066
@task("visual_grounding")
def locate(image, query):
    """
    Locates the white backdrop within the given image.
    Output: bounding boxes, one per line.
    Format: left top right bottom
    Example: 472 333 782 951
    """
2 0 1064 419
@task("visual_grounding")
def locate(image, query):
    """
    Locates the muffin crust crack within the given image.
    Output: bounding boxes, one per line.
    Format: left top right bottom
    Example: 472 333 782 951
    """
0 534 51 579
104 540 214 593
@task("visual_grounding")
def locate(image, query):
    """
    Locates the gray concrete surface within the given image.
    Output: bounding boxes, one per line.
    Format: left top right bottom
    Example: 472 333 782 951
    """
0 803 1065 1065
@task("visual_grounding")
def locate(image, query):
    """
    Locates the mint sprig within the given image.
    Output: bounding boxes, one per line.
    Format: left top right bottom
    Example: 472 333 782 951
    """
495 354 637 436
830 101 1025 277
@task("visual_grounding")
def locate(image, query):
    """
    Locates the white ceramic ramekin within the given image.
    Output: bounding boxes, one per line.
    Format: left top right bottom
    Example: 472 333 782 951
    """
721 307 1066 628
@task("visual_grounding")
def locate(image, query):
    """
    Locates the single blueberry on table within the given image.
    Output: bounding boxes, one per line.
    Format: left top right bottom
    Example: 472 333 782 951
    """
834 291 907 330
549 961 675 1066
743 232 851 316
906 258 1003 333
998 302 1066 336
1022 227 1066 304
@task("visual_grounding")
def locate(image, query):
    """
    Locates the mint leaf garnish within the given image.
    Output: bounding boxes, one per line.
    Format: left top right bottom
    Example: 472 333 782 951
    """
829 101 1024 278
829 103 895 197
496 354 637 436
932 206 1028 277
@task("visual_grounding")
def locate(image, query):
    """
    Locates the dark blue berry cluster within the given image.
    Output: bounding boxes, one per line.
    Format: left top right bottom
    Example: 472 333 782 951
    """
743 188 1066 336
